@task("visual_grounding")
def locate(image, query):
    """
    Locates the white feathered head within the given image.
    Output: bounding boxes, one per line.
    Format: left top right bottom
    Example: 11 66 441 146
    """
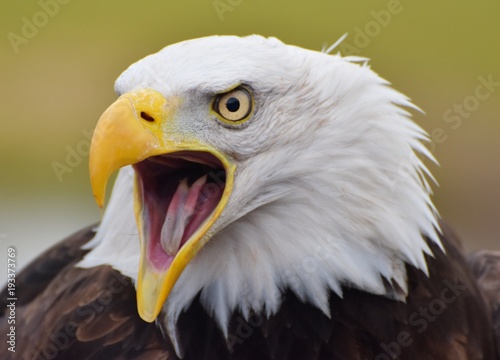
79 35 440 346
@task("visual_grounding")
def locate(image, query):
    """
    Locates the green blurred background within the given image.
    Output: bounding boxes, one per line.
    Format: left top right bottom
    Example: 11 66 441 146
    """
1 0 499 285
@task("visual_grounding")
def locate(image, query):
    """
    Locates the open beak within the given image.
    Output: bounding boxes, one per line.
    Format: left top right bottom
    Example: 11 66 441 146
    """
89 89 235 322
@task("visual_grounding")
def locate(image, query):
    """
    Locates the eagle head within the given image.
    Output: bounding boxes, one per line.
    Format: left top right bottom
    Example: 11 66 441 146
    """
79 35 440 352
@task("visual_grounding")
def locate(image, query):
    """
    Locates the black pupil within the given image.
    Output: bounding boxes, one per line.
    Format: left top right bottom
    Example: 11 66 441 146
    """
226 97 240 112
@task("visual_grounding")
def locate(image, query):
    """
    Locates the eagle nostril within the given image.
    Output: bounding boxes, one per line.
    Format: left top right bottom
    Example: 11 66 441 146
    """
140 111 155 122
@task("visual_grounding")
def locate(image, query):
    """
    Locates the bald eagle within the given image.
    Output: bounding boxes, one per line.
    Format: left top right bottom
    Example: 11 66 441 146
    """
1 35 499 360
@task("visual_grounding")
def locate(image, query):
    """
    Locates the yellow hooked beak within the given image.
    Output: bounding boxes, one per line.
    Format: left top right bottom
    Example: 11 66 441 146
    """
89 89 235 322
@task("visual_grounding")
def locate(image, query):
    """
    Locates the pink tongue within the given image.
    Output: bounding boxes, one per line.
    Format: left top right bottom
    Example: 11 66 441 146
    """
160 175 207 255
148 175 224 271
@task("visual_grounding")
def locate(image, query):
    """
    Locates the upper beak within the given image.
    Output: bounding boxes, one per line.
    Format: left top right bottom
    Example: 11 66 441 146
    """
89 89 235 322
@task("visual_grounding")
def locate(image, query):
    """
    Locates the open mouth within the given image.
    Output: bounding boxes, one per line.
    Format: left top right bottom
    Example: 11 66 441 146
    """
133 151 226 272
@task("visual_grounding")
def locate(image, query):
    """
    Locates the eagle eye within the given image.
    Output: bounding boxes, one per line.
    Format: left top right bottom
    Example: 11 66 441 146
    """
213 87 252 123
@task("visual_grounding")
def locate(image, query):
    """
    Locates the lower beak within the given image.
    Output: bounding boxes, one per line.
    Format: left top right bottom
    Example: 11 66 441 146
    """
89 89 235 322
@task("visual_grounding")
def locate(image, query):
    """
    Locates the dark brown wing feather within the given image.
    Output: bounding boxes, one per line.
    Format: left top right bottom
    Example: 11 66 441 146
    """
0 225 172 360
0 225 93 311
468 249 500 359
1 221 497 359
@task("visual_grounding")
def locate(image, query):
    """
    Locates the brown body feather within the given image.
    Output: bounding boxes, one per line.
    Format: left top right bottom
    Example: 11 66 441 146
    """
1 222 498 359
